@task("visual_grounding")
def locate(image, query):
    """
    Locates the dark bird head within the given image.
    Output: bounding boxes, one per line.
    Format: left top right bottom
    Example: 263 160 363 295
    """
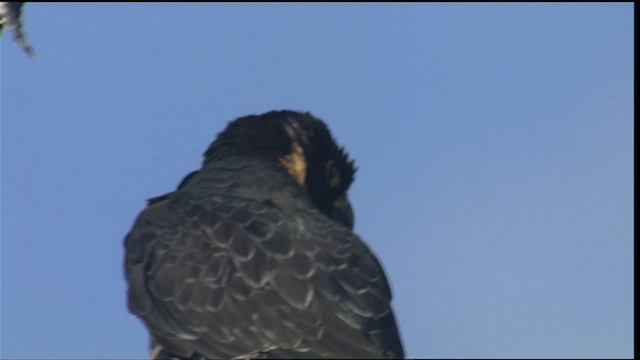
203 110 357 229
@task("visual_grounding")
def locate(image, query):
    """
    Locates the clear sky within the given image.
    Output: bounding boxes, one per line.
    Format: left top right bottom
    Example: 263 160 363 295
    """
1 3 633 359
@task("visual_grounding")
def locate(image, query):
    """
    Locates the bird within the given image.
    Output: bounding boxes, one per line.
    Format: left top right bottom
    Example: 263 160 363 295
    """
123 110 404 359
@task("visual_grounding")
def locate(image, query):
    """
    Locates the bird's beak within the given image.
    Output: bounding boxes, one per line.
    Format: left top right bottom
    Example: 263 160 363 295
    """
332 195 354 230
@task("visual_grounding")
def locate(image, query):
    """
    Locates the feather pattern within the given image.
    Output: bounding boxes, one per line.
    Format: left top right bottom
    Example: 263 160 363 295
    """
124 111 404 359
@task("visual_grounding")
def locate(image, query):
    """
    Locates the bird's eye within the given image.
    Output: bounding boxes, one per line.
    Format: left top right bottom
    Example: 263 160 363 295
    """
325 160 341 187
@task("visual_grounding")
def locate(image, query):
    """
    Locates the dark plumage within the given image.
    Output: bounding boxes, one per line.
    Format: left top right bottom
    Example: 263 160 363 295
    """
124 110 404 359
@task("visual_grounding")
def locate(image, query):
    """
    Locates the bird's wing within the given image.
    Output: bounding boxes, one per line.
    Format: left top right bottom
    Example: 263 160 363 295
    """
125 191 403 359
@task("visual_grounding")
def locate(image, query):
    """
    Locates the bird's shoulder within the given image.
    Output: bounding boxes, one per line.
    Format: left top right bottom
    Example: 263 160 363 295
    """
123 157 402 359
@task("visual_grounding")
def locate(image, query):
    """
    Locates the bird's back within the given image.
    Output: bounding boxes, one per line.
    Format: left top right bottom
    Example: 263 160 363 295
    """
124 112 404 359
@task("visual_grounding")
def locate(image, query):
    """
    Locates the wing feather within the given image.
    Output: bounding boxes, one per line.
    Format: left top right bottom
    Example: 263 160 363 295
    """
125 191 403 358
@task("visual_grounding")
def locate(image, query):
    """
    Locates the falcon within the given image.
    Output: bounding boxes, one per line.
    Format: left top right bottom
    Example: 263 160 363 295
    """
124 110 404 359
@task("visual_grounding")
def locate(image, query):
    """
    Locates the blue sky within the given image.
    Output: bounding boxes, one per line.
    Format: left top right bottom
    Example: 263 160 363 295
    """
1 3 633 358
